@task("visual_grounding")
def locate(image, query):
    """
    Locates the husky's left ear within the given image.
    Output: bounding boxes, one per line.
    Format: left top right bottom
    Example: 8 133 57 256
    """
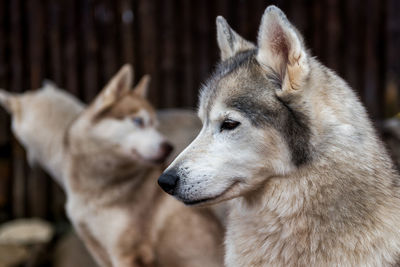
216 16 255 60
133 75 151 98
89 64 133 116
257 6 310 95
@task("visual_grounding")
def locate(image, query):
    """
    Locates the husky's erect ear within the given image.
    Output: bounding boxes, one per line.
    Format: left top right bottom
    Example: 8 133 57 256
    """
88 64 133 116
42 79 59 89
133 75 150 98
216 16 255 60
257 6 310 95
0 89 18 114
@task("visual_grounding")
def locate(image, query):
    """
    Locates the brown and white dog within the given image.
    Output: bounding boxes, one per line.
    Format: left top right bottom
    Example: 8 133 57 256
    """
158 6 400 266
0 65 223 267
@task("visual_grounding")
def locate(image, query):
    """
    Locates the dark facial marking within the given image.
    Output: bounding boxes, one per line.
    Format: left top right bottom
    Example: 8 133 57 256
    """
202 47 311 166
276 97 312 165
227 94 311 166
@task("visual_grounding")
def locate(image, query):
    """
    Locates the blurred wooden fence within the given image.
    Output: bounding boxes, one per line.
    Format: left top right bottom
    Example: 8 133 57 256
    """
0 0 399 222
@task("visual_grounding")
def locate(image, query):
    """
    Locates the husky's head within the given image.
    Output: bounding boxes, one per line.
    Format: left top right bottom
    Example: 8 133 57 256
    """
158 6 316 205
68 64 173 167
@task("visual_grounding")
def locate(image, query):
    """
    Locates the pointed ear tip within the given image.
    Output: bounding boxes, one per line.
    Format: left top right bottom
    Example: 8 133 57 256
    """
216 16 228 28
120 64 133 76
265 5 281 13
216 16 224 23
42 79 59 90
121 63 133 69
264 5 287 19
139 75 151 85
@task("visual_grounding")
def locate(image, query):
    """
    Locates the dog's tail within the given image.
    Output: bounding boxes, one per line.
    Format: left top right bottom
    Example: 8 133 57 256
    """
0 89 19 114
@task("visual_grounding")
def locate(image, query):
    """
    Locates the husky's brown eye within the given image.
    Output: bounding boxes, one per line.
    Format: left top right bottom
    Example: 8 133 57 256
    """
132 117 144 127
220 119 240 132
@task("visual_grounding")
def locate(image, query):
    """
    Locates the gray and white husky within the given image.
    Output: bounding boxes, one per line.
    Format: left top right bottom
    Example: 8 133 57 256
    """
158 5 400 266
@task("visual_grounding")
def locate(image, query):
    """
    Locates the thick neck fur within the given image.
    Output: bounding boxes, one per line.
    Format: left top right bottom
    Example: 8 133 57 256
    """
225 59 400 266
227 162 400 266
65 148 162 208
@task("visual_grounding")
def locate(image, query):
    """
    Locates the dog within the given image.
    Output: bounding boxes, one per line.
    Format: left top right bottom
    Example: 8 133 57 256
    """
0 65 223 267
158 6 400 266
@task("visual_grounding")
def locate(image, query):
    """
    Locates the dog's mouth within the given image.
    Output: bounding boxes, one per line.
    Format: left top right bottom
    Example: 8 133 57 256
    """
181 181 241 206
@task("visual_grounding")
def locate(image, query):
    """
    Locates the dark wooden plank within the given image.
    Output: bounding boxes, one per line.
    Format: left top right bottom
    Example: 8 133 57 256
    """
214 0 229 19
10 0 24 93
0 0 9 95
191 0 211 102
12 141 26 218
324 0 341 73
96 0 118 86
49 181 66 222
385 0 400 116
135 0 160 107
119 0 135 66
288 0 312 48
236 0 249 38
0 154 11 221
312 0 326 63
0 0 11 222
81 0 99 102
364 0 383 120
48 0 63 85
64 0 79 96
343 0 362 92
27 168 48 218
160 0 176 108
174 0 188 107
28 0 45 89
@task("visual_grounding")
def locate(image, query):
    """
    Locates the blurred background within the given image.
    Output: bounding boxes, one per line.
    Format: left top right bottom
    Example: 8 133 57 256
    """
0 0 399 262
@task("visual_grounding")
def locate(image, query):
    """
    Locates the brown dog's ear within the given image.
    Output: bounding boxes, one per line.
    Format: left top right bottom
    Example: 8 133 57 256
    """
88 64 133 116
133 75 151 98
256 6 310 96
216 16 255 60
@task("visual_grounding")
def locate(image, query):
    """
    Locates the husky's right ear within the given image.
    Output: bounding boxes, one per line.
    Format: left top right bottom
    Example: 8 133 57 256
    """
216 16 255 60
88 64 133 116
133 75 151 98
0 89 18 114
257 6 310 96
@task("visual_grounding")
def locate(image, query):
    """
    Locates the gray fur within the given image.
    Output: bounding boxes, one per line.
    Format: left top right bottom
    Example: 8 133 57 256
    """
202 49 311 165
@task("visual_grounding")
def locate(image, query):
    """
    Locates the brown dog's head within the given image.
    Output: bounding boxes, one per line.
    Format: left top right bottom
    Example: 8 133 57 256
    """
68 64 173 168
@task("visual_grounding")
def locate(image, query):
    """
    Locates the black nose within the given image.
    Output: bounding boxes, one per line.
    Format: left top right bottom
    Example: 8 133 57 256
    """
158 171 179 195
